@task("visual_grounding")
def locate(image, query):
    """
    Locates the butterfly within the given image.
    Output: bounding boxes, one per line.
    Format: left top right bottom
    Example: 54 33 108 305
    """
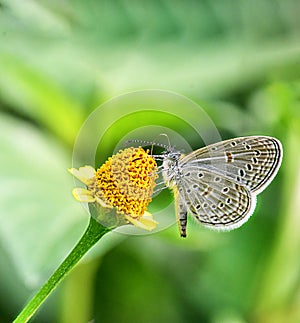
130 136 283 237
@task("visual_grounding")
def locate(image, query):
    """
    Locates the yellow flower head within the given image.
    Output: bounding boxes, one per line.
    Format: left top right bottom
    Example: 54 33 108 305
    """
69 147 158 231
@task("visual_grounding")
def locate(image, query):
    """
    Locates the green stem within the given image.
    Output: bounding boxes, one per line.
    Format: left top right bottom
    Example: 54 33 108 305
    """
13 217 110 323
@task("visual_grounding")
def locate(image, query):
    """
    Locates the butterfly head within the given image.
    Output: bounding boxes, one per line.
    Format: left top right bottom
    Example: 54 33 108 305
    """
158 147 182 189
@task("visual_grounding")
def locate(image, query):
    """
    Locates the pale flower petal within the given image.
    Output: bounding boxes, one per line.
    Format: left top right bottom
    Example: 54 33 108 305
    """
68 166 95 185
72 188 95 202
125 212 158 231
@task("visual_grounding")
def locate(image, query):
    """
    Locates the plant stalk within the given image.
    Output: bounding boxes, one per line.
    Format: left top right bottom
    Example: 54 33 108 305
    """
13 217 110 323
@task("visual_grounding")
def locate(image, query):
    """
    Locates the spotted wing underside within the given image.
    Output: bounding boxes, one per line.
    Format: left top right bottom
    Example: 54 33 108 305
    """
176 169 256 231
181 136 282 194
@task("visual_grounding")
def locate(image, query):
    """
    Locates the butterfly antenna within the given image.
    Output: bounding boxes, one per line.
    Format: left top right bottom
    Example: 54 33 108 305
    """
124 139 170 150
157 133 171 148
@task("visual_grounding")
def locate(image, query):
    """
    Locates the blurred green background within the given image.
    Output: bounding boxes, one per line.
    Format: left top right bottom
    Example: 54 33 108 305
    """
0 0 300 322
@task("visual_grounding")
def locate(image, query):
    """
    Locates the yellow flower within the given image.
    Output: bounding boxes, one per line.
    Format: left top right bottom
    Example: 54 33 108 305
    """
69 147 158 231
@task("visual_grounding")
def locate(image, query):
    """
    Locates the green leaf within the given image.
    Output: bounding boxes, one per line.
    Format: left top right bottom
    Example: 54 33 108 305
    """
0 113 86 286
0 113 121 291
